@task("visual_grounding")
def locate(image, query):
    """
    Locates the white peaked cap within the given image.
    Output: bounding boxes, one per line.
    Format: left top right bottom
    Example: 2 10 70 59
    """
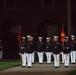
39 37 42 39
54 36 58 38
71 35 75 37
66 36 69 39
27 35 31 38
46 37 50 40
22 37 26 39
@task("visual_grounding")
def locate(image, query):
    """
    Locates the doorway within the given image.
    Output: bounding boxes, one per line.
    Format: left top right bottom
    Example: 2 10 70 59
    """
47 25 58 39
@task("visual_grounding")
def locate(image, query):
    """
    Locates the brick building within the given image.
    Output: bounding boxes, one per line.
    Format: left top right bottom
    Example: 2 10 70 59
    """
0 0 75 59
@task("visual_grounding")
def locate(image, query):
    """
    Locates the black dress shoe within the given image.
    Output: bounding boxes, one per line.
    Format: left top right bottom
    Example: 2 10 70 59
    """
65 66 69 68
27 66 31 68
55 67 59 68
72 63 75 64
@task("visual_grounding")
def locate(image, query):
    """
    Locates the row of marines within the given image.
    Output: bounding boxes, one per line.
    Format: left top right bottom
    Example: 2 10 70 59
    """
19 35 76 68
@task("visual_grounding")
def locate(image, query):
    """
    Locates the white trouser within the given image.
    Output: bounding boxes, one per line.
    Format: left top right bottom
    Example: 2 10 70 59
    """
75 51 76 61
21 53 26 66
61 52 64 63
54 54 60 67
64 54 69 66
26 53 32 67
32 52 35 63
0 51 3 59
46 52 51 63
38 52 43 63
71 51 76 63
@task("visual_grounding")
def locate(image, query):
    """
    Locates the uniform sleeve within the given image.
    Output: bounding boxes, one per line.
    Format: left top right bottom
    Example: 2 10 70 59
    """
43 43 45 51
51 42 53 51
50 43 52 52
59 42 62 53
35 42 38 51
34 42 37 51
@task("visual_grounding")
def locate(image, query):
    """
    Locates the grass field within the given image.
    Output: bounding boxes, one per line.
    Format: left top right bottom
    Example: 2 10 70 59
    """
0 60 20 70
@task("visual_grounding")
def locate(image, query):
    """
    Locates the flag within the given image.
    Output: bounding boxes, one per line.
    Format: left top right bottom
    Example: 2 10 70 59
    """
17 26 21 42
61 25 66 42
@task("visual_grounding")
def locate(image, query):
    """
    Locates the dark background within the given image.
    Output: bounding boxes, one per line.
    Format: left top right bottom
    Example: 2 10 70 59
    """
0 0 75 59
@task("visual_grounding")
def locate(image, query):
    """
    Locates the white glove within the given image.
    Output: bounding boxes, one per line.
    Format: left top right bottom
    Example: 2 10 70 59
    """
19 53 22 56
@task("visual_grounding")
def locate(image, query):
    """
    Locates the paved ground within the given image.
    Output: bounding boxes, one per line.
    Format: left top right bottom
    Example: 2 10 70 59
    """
0 62 76 75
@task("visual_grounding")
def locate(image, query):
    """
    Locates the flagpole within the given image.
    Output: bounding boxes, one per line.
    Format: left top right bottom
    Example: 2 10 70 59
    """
20 26 22 66
19 41 22 66
18 26 22 66
61 24 65 63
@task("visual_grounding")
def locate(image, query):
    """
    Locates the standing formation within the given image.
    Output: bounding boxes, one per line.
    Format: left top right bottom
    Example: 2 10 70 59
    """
19 35 76 68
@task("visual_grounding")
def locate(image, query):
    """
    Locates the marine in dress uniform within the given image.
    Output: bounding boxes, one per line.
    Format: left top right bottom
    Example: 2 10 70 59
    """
19 37 26 67
0 40 3 59
45 37 52 63
37 37 44 64
26 35 33 68
63 36 70 67
30 37 35 64
52 36 61 68
70 35 76 64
